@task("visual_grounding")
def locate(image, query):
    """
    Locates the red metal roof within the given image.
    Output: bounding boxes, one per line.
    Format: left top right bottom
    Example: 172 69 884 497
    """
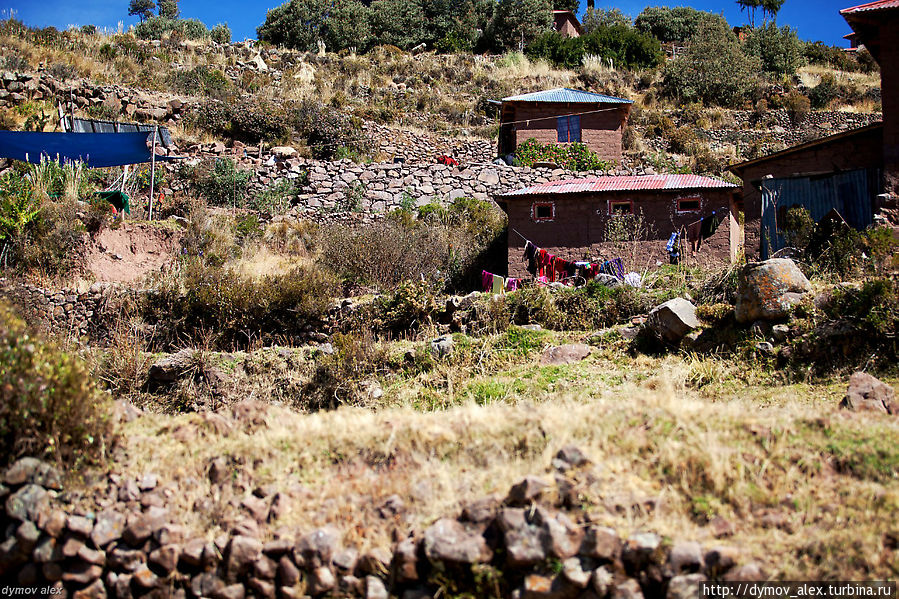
841 0 899 14
500 174 737 197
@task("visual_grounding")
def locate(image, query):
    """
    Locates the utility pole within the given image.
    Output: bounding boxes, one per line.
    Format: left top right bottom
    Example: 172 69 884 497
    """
149 125 158 220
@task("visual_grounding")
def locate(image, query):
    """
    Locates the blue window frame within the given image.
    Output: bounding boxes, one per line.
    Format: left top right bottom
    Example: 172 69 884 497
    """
556 115 582 143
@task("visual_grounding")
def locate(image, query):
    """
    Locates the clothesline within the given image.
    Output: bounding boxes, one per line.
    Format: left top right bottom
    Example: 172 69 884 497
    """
498 106 624 129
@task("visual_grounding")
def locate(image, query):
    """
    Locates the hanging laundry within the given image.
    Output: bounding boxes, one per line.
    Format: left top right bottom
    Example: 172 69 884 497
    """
687 219 703 252
699 211 722 244
666 231 681 265
481 270 493 293
506 278 520 292
492 274 505 294
523 241 538 276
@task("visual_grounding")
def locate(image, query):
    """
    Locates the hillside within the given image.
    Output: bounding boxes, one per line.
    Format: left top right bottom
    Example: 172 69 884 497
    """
0 15 897 599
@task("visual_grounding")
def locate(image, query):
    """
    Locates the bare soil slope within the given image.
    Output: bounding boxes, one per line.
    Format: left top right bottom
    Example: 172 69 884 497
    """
84 222 181 283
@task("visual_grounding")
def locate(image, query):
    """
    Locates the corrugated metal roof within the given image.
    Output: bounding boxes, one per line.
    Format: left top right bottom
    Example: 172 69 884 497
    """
841 0 899 13
501 88 633 104
500 174 737 197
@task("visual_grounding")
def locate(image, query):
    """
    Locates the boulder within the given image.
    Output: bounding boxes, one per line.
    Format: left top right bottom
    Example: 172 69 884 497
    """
839 371 897 414
422 518 491 564
540 344 591 365
430 335 454 358
6 484 49 522
271 146 296 159
647 298 700 342
735 258 811 323
4 458 62 489
147 348 196 385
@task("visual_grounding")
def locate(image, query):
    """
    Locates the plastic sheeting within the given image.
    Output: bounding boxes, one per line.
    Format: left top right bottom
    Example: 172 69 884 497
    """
760 168 878 258
0 130 161 167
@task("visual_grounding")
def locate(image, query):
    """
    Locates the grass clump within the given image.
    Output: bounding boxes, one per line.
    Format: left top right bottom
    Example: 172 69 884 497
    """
144 258 339 350
0 303 114 466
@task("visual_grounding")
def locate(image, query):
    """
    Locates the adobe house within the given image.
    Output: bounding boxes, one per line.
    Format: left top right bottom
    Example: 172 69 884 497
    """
727 124 884 259
841 0 899 196
497 88 633 162
727 0 898 259
496 174 740 278
553 10 584 38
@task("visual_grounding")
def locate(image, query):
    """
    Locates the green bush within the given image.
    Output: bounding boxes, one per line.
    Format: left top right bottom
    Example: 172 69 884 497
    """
634 6 729 43
743 23 804 76
197 158 253 207
168 65 232 100
210 23 232 44
821 279 899 339
134 16 210 40
515 138 613 171
0 303 113 466
527 26 662 70
661 21 760 108
251 178 300 216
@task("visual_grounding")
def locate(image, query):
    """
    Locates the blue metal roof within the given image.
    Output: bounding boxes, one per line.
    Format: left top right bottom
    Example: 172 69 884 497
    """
501 88 633 104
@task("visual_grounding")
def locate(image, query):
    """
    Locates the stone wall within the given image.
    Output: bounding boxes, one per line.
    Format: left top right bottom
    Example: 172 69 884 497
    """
0 454 762 599
637 109 883 156
0 279 126 344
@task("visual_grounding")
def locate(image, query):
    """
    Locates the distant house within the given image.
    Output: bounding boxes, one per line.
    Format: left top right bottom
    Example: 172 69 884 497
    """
496 174 739 277
727 0 898 259
497 88 633 163
553 10 584 38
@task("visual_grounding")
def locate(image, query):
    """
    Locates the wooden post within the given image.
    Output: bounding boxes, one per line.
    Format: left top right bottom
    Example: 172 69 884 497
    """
149 126 158 221
121 164 129 221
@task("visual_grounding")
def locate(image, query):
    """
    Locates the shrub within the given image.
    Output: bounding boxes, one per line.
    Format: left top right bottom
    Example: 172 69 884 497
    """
302 332 388 410
197 158 253 207
492 0 553 52
322 197 506 292
210 23 231 44
821 279 899 340
808 73 840 109
661 21 760 108
743 23 804 76
783 91 810 126
251 178 299 216
134 16 210 40
634 6 729 43
527 26 662 70
257 0 330 51
144 259 339 349
515 138 613 171
168 66 232 100
0 303 113 466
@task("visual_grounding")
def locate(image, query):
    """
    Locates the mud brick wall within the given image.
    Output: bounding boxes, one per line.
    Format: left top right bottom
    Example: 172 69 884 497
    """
879 17 899 196
732 125 884 260
503 189 736 278
508 103 630 163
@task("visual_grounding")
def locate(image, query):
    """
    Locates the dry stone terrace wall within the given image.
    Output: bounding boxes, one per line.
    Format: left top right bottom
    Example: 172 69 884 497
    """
637 109 882 155
0 279 125 344
164 149 646 214
0 452 764 599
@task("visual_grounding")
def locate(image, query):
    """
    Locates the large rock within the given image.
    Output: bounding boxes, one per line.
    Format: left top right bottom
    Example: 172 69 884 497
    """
147 348 196 385
6 484 50 522
422 519 491 564
839 371 897 414
647 298 700 342
540 344 591 365
4 458 62 489
735 259 811 323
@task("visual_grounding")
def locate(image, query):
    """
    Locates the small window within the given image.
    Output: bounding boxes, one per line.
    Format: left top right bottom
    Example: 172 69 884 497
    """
609 200 633 216
556 115 581 143
532 202 555 222
677 197 701 213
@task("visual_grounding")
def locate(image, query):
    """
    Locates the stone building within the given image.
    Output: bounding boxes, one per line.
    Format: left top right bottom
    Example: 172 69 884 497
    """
497 88 633 163
496 174 739 278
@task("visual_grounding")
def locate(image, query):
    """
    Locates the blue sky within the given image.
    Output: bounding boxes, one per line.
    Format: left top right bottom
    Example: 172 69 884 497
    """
1 0 859 46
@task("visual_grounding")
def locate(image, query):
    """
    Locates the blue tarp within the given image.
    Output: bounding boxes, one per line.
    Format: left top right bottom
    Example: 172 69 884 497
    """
0 130 162 168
